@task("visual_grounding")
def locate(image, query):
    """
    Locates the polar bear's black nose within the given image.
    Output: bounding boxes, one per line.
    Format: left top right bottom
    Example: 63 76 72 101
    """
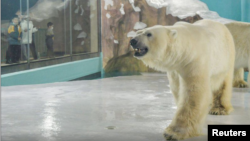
130 39 138 46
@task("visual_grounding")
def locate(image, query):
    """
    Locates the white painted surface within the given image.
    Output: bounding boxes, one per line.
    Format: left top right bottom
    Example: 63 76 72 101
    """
77 31 87 38
104 0 114 10
145 0 233 24
80 5 84 15
120 4 125 15
106 13 111 19
127 31 137 38
74 23 82 31
134 22 147 30
81 41 85 45
75 6 80 14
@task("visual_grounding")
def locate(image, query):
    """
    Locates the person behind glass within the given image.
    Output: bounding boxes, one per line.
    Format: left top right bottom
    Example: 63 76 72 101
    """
46 22 54 58
31 28 38 60
20 18 38 61
6 17 22 64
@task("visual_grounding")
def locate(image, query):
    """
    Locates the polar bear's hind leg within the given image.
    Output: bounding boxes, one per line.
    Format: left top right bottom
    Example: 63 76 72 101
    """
209 71 234 115
233 68 248 88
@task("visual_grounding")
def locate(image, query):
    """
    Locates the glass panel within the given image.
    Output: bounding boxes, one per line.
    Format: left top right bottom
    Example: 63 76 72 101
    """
1 0 27 65
71 0 98 55
1 0 100 74
90 0 99 53
19 0 32 64
28 0 69 60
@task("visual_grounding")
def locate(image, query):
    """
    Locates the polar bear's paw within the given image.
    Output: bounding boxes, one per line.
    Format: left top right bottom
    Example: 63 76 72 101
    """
209 107 229 115
233 80 248 88
164 126 198 140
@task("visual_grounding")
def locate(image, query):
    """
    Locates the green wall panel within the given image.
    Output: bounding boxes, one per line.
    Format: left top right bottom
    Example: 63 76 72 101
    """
1 57 102 86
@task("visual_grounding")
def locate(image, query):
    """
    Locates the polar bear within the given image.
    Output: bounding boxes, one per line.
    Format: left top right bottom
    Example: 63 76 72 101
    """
225 22 250 88
130 19 235 140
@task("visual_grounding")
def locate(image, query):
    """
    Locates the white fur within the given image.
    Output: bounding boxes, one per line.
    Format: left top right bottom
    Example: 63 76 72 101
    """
132 19 235 140
225 22 250 88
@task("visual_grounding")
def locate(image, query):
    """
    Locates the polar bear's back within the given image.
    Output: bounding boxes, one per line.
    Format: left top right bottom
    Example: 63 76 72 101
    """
225 22 250 68
173 20 235 75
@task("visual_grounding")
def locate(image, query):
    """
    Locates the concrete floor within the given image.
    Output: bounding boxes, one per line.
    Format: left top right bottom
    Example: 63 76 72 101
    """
1 73 250 141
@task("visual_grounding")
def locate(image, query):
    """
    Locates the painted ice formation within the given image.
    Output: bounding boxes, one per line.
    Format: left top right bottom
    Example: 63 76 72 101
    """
90 14 94 19
77 31 87 38
106 13 111 19
129 0 141 12
74 23 82 31
75 6 80 14
134 22 147 30
26 0 233 24
75 0 79 6
104 0 114 10
114 40 119 44
145 0 169 9
81 41 85 45
101 0 233 24
80 5 84 16
89 0 97 10
145 0 233 24
120 4 125 15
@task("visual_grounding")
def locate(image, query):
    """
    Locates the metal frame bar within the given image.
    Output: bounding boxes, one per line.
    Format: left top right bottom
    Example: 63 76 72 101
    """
27 0 30 69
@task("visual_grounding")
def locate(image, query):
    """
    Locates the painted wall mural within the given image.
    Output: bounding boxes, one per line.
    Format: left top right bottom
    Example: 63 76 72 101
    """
101 0 203 76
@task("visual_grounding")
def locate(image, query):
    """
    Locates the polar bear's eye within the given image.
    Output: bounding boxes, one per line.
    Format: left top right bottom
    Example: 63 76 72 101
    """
147 33 152 37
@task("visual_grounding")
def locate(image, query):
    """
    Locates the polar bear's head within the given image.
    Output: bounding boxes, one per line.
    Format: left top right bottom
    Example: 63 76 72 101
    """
130 25 178 60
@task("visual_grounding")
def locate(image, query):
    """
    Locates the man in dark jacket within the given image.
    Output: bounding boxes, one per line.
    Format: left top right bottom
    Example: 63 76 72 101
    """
6 17 22 64
46 22 54 58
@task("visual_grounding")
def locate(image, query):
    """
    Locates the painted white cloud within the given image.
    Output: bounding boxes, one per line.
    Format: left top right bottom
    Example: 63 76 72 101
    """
104 0 114 10
75 6 80 14
114 40 119 44
89 0 96 10
106 13 111 19
120 4 125 15
74 23 82 31
129 0 141 12
75 0 79 6
127 31 137 38
134 22 147 30
80 5 84 15
90 14 95 19
77 31 87 38
81 41 85 45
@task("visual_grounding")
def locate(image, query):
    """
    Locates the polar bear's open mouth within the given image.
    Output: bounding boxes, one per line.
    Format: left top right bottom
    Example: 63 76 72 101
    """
134 47 148 57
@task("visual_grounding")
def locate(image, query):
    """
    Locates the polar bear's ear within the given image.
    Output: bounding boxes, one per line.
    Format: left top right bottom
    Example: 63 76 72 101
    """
170 30 178 38
136 29 145 35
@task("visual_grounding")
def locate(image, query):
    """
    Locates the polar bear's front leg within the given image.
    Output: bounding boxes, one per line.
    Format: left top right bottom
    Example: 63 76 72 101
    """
164 76 211 140
167 71 180 104
233 68 248 88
